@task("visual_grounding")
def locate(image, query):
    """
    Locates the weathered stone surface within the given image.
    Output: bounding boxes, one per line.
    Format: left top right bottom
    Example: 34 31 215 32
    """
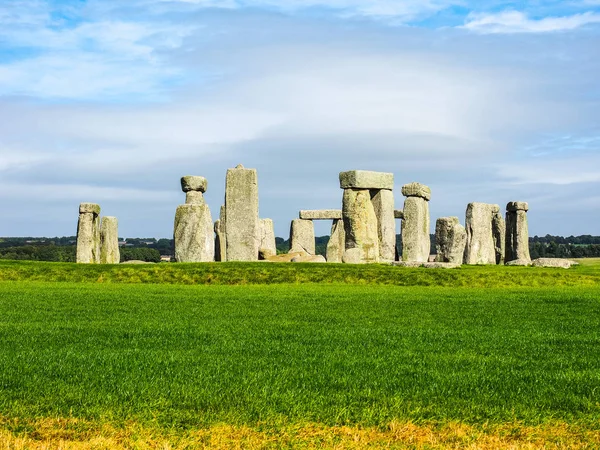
214 205 226 262
339 171 393 190
259 218 277 259
326 219 345 263
505 258 531 266
371 188 396 262
291 254 327 263
342 189 380 263
174 204 214 262
435 217 467 264
493 210 505 265
185 191 205 205
181 176 208 193
299 210 342 220
505 201 531 264
259 248 276 259
265 250 308 262
531 258 577 269
464 203 502 265
121 260 154 264
394 210 404 219
79 203 101 215
401 196 430 262
224 165 259 261
100 216 120 264
401 182 431 201
289 219 315 255
76 203 101 264
393 261 461 269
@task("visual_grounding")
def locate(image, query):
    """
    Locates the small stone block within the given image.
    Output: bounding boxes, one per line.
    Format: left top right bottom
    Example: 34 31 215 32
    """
299 210 343 220
401 182 431 201
181 176 208 193
506 201 529 212
79 203 101 214
339 170 394 190
394 210 404 219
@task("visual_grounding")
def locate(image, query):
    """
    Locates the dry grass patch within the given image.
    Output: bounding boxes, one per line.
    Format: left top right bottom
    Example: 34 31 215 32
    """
1 419 600 449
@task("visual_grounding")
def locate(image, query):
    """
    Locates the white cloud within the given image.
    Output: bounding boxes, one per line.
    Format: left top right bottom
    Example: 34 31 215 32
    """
464 10 600 33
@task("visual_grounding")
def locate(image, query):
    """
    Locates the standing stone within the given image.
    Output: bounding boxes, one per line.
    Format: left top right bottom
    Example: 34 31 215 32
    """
259 218 277 259
435 217 466 264
326 219 346 263
371 189 396 262
401 183 431 262
342 189 379 263
214 205 227 262
464 202 501 265
100 216 120 264
505 201 531 264
289 219 315 255
76 203 101 264
492 209 505 265
174 176 214 262
224 165 259 261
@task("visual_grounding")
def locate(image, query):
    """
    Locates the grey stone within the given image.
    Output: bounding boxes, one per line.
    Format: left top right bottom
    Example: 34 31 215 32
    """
259 218 277 259
401 196 430 262
289 219 315 255
394 210 404 219
464 202 501 265
299 210 342 220
121 260 154 264
181 176 208 193
493 209 505 265
435 217 467 264
214 205 226 262
342 189 380 263
505 201 531 264
401 182 431 201
291 254 327 263
393 261 461 269
505 259 531 266
531 258 577 269
371 188 396 262
224 165 259 261
174 204 214 262
76 202 101 264
100 216 120 264
326 219 345 263
339 170 394 190
265 250 309 262
185 191 205 205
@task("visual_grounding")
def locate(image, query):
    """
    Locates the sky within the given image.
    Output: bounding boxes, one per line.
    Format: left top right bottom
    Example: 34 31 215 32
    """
0 0 599 239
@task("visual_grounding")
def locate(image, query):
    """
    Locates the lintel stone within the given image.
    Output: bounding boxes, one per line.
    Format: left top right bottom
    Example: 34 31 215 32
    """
506 201 529 212
339 170 393 190
394 210 404 219
181 176 208 193
79 203 101 215
401 182 431 201
299 210 342 220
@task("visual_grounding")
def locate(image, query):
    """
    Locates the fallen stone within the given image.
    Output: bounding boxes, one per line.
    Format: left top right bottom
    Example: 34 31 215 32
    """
259 218 277 259
121 260 154 264
401 182 431 201
371 188 396 262
393 261 461 269
291 254 327 263
326 218 345 263
401 196 430 262
76 202 101 264
259 248 276 259
435 217 467 264
339 170 393 190
505 259 531 266
174 204 214 262
464 202 500 265
299 210 342 220
289 219 315 255
265 251 309 262
342 189 380 263
100 216 120 264
532 258 578 269
224 165 259 261
505 201 531 264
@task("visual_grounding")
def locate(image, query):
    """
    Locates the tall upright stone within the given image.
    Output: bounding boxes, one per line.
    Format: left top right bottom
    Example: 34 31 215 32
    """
174 176 214 262
326 219 345 263
339 170 393 264
214 205 227 262
505 201 531 264
259 218 277 258
100 216 120 264
289 219 315 255
76 203 101 264
464 202 502 265
400 182 431 262
435 217 466 264
224 164 259 261
492 209 505 265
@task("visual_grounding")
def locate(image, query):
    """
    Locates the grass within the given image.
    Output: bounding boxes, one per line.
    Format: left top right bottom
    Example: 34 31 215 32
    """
1 260 600 447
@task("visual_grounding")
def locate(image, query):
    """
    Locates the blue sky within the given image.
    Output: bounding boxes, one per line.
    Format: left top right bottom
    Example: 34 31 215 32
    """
0 0 599 238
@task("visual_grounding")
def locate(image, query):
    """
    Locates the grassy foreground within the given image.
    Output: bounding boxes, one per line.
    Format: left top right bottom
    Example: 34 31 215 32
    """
1 260 600 448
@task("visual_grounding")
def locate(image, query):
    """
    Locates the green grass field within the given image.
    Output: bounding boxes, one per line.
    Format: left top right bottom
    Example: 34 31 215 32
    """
1 260 600 448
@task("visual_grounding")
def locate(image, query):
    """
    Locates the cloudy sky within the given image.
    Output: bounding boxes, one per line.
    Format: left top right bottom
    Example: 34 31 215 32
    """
0 0 598 239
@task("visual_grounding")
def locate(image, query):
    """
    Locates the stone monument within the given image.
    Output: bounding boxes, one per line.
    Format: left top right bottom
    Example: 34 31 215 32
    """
76 202 101 264
505 201 531 264
100 216 120 264
400 182 431 262
435 216 466 264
